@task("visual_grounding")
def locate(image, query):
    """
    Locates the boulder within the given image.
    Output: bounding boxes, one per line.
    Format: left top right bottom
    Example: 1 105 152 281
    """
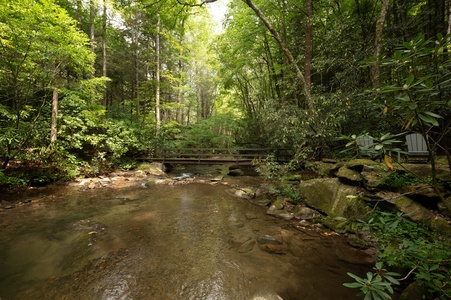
304 161 335 177
299 178 365 218
373 191 451 235
361 165 389 191
267 198 295 220
227 187 256 199
336 166 363 184
137 163 167 176
398 282 428 300
227 169 244 176
292 206 321 220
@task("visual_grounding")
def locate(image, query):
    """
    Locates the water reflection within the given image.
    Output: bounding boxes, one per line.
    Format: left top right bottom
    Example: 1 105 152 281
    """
0 180 372 299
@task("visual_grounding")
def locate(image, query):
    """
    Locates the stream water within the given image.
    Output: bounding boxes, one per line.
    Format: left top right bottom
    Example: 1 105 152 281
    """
0 169 373 300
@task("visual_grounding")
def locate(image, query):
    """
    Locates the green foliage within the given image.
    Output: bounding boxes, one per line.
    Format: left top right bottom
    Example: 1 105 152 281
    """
339 132 405 159
0 171 27 190
175 113 238 148
0 0 94 169
344 262 400 300
376 33 449 131
280 185 301 204
48 78 154 177
356 209 451 299
382 172 430 191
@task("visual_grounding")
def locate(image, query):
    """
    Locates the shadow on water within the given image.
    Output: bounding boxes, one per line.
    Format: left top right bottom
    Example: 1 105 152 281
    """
0 172 373 300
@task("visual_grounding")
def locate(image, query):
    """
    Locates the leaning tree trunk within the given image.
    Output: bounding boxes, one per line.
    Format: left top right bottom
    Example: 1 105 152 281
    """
242 0 314 113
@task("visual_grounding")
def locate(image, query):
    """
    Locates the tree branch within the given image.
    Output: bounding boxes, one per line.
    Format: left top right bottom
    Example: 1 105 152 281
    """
175 0 217 7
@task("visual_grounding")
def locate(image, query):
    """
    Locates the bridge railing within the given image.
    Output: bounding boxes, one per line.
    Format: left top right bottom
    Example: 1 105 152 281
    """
151 148 290 164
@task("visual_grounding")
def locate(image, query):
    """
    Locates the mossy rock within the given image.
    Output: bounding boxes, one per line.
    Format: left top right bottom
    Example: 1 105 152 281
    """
343 158 378 169
336 166 363 183
137 163 167 176
376 192 451 235
299 178 364 218
304 161 336 177
398 282 429 300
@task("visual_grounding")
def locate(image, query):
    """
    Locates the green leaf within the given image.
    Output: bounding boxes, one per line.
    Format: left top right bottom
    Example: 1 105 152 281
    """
423 111 442 119
419 113 439 126
408 103 418 110
343 282 362 288
347 272 364 282
406 75 415 86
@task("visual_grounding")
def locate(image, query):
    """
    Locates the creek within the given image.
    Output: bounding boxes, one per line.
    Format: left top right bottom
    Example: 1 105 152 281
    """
0 166 373 299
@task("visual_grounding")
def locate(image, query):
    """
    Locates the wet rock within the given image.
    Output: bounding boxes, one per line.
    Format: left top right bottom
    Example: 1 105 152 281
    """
237 239 255 253
230 235 252 248
249 198 272 207
257 235 282 245
173 173 192 181
133 170 146 178
211 176 223 182
229 222 245 228
293 206 321 220
1 200 14 209
66 219 107 233
227 187 256 199
258 244 287 255
250 289 284 300
267 198 295 220
245 212 258 220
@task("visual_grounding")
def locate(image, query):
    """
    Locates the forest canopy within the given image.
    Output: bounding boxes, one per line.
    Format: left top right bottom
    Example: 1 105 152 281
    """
0 0 450 181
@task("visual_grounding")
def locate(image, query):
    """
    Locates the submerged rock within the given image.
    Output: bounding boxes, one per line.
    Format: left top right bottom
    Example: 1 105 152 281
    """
66 219 106 233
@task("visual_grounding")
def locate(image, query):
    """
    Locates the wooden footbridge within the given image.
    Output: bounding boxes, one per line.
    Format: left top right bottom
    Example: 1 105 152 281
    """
141 148 291 165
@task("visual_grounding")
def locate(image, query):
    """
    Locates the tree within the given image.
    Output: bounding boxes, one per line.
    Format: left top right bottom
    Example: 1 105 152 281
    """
371 0 390 89
241 0 313 112
0 0 94 167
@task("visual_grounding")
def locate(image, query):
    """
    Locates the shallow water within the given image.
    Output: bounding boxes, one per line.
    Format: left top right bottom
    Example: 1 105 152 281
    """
0 176 372 300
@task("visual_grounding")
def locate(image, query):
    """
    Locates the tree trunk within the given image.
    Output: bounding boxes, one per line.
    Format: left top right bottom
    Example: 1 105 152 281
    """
90 0 95 54
50 73 59 144
448 1 451 38
354 0 368 49
242 0 314 112
177 18 185 124
304 0 312 91
371 0 390 89
102 0 108 106
155 14 161 135
77 0 82 25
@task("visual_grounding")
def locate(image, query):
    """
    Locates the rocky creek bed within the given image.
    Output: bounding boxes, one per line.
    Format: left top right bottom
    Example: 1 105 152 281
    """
1 159 450 299
0 162 380 300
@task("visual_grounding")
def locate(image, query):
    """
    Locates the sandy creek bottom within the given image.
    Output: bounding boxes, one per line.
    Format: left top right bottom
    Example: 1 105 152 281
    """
0 170 373 300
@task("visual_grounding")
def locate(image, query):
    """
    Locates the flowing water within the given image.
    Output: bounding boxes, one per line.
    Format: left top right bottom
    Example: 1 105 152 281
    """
0 171 373 300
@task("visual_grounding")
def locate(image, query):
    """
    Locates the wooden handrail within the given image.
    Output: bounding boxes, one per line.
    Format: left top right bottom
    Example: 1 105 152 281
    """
147 148 292 165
